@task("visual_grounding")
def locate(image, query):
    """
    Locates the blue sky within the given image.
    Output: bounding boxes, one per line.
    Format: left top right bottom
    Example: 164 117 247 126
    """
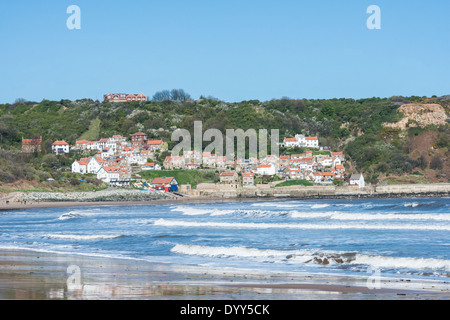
0 0 449 103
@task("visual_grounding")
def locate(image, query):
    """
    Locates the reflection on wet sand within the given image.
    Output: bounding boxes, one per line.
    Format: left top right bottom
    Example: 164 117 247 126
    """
0 249 449 300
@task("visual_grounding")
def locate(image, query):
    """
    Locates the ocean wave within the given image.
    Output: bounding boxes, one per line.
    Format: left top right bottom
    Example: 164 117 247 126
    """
171 244 450 271
171 244 315 260
404 202 419 208
290 211 450 221
311 204 330 209
250 202 304 208
214 209 289 217
171 206 235 216
45 234 125 241
154 219 450 231
57 209 102 221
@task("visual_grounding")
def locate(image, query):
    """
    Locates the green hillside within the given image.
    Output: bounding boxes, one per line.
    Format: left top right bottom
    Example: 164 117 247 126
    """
0 95 449 188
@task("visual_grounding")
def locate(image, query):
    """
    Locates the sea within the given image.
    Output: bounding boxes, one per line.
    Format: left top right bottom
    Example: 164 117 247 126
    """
1 197 449 283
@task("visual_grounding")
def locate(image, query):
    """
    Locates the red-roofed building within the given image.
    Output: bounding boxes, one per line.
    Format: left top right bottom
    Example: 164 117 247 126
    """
242 172 254 186
131 132 147 144
305 137 319 148
52 140 70 155
97 166 120 184
104 93 148 103
75 140 89 150
150 177 178 192
220 172 239 185
21 138 42 154
145 139 168 151
257 163 276 176
71 158 90 174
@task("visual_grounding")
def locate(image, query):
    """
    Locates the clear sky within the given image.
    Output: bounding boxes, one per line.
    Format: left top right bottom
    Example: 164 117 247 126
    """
0 0 449 103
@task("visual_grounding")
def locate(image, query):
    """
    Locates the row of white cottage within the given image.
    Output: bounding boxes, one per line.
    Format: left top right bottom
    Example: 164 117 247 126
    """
71 156 131 185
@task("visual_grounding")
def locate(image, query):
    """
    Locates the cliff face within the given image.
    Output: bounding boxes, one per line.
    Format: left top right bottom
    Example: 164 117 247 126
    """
384 104 448 130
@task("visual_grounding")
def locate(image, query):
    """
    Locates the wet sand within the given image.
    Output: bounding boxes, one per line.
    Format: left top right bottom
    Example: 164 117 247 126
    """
0 196 287 212
0 248 448 300
0 197 227 212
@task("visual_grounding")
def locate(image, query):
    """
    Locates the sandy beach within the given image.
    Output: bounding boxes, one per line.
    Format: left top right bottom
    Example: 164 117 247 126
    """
0 248 448 300
0 196 237 212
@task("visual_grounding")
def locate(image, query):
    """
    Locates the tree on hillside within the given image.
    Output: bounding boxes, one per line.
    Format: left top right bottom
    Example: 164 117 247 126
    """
152 90 171 101
152 89 191 102
430 155 443 170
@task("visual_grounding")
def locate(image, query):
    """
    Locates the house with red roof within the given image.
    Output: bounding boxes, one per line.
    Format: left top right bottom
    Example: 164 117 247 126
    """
97 166 120 184
21 138 42 154
71 158 90 174
52 140 70 155
242 172 255 186
220 172 239 185
104 93 148 103
131 132 147 144
150 177 178 192
256 163 276 176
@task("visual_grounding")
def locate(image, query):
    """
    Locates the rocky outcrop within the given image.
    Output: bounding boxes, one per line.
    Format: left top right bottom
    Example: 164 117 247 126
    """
384 104 448 130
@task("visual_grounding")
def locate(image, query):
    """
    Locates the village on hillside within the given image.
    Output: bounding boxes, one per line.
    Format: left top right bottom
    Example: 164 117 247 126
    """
21 131 364 193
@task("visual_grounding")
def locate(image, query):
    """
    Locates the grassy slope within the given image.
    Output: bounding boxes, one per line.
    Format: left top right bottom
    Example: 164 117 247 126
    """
138 170 217 188
275 180 314 187
78 117 101 141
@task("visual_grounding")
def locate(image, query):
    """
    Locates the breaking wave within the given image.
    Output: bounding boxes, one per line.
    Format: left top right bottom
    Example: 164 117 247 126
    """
171 206 235 216
171 244 450 271
154 219 450 231
45 234 125 241
290 211 450 221
58 209 103 221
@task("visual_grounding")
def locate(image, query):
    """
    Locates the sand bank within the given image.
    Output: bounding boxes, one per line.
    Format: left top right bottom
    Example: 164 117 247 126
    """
0 248 448 300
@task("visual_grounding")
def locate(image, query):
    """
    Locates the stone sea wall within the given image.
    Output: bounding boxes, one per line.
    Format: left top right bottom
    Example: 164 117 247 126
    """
22 189 170 202
188 183 450 199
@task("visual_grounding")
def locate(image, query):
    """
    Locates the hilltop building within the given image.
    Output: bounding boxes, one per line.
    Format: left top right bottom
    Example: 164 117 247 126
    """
104 93 148 103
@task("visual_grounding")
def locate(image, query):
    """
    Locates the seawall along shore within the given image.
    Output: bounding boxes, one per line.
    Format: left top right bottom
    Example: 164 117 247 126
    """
189 183 450 199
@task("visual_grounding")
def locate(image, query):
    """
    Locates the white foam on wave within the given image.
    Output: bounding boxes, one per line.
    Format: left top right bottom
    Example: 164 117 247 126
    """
154 219 450 231
46 234 124 241
250 202 305 208
171 206 234 216
171 244 316 264
352 254 450 271
290 211 450 221
404 202 420 208
311 204 330 209
171 244 450 271
58 209 103 221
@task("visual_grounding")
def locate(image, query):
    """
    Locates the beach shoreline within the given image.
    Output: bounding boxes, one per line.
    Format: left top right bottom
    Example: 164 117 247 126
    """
0 247 448 300
0 189 449 212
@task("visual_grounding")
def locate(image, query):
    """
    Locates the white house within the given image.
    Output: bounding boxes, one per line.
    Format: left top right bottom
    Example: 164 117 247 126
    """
305 137 319 149
350 173 365 188
100 147 115 159
141 162 161 171
283 138 299 148
257 164 276 176
97 166 120 184
71 158 89 174
312 172 323 184
52 141 70 155
87 156 104 174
